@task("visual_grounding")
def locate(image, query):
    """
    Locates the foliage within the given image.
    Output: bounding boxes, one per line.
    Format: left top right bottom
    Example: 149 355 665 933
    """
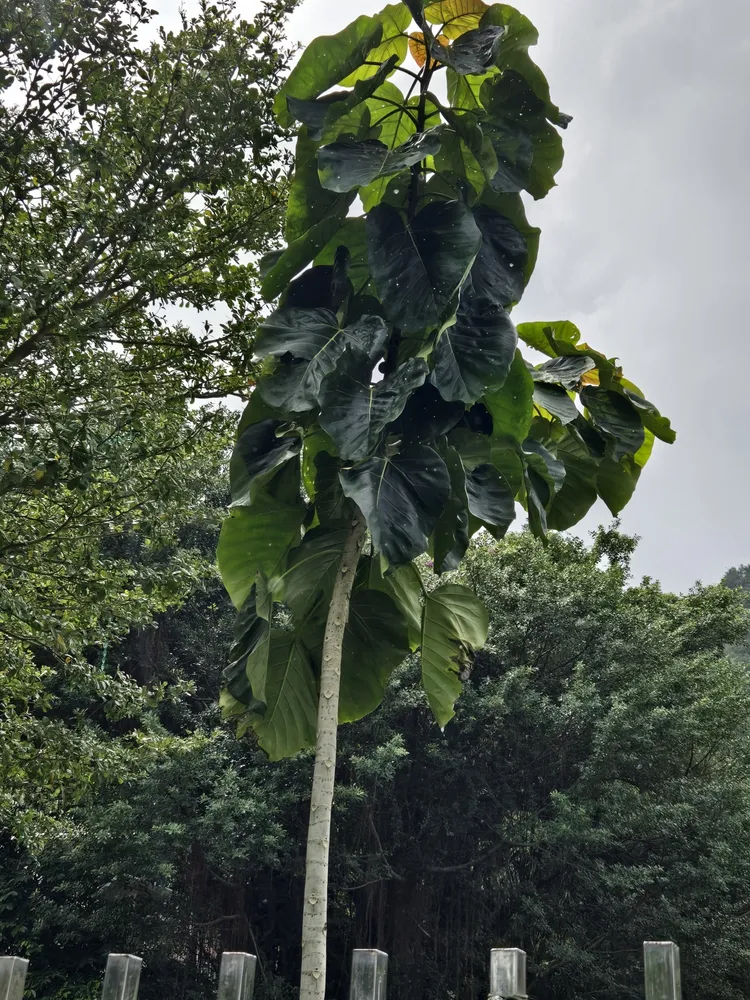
722 564 750 663
7 532 750 1000
0 0 299 842
218 0 674 758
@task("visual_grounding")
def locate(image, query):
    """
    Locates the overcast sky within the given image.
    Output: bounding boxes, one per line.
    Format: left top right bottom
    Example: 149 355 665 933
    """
160 0 750 591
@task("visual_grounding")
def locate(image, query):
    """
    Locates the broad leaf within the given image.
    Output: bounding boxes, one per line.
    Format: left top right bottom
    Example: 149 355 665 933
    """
424 0 490 38
339 589 411 721
597 455 642 516
261 217 345 302
341 4 412 85
581 387 645 462
340 444 450 566
286 131 356 244
314 452 352 524
434 111 498 193
319 350 428 461
470 205 528 307
465 462 515 533
318 128 443 193
532 383 578 425
257 309 389 412
625 389 676 444
280 523 352 623
431 288 517 404
433 443 470 574
533 354 596 389
398 382 466 444
546 427 599 530
431 25 505 75
448 427 491 470
229 420 302 507
368 558 424 649
224 587 269 712
251 632 318 760
275 15 384 126
484 348 534 443
218 497 305 610
522 437 565 538
367 200 482 333
421 583 489 727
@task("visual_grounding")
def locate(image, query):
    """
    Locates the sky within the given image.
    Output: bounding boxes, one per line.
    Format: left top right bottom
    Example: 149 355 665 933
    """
158 0 750 592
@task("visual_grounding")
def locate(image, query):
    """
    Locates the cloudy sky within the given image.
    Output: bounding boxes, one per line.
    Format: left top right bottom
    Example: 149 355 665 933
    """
161 0 750 591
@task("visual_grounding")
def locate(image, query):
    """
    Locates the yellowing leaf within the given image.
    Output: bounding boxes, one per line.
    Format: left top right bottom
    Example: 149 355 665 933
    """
424 0 489 39
408 31 448 68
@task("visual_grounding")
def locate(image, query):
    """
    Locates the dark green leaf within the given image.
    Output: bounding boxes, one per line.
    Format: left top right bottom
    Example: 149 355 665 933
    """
286 131 356 245
366 200 481 333
465 462 515 533
398 383 466 444
229 419 302 506
257 310 389 412
484 349 534 443
532 383 578 425
433 443 470 574
319 351 428 461
274 15 384 126
280 522 353 624
250 632 318 760
448 427 491 470
470 205 528 306
431 25 505 74
431 288 517 404
581 387 645 462
546 428 599 531
534 355 596 389
626 390 676 444
261 217 345 302
368 558 424 649
318 128 443 193
313 452 352 524
597 455 642 516
340 444 450 566
224 587 269 712
421 583 488 728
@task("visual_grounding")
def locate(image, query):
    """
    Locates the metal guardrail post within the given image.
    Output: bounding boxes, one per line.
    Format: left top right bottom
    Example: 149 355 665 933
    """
350 949 388 1000
489 948 527 1000
644 941 681 1000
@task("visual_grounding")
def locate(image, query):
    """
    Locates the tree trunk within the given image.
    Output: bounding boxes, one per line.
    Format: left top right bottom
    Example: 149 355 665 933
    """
299 513 366 1000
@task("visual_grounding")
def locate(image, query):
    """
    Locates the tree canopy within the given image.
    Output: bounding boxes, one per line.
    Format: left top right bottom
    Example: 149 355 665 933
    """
5 530 750 1000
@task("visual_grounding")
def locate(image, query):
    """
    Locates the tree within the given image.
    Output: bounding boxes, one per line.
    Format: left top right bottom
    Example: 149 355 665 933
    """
216 2 675 998
0 0 300 841
722 564 750 663
8 531 750 1000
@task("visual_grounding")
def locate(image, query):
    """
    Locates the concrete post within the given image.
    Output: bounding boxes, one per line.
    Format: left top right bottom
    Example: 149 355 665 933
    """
0 958 29 1000
489 948 527 999
350 950 388 1000
644 942 681 1000
217 953 257 1000
101 955 142 1000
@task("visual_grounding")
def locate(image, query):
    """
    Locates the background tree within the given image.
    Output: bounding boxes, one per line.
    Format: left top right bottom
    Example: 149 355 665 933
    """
216 2 675 997
6 530 750 1000
723 564 750 663
0 0 299 843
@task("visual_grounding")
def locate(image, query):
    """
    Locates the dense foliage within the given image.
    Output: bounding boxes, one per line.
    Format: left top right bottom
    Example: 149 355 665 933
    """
5 531 750 1000
0 0 298 843
723 564 750 663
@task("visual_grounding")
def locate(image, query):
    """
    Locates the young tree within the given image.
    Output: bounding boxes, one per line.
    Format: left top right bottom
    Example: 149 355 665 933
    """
217 3 675 998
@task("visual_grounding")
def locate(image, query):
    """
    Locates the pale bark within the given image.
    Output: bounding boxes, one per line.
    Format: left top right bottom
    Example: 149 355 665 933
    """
299 513 366 1000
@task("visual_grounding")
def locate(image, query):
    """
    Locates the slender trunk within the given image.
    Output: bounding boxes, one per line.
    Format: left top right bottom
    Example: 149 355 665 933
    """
299 512 366 1000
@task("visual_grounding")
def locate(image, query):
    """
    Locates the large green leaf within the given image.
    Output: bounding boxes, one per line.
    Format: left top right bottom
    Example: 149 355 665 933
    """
477 188 540 287
465 462 515 533
341 3 412 85
368 558 424 649
421 583 489 728
274 15 384 127
286 131 357 245
366 200 482 333
433 443 470 574
431 25 505 74
318 128 443 193
581 387 645 462
470 205 528 306
546 427 599 530
280 523 351 623
340 444 450 566
224 587 269 712
229 420 302 507
261 217 345 302
251 632 318 760
625 389 676 444
256 310 388 412
522 437 565 538
532 383 578 425
431 288 517 404
484 348 534 443
533 355 596 389
597 454 643 516
217 496 305 610
435 108 499 195
398 383 466 444
319 350 428 461
339 589 411 721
